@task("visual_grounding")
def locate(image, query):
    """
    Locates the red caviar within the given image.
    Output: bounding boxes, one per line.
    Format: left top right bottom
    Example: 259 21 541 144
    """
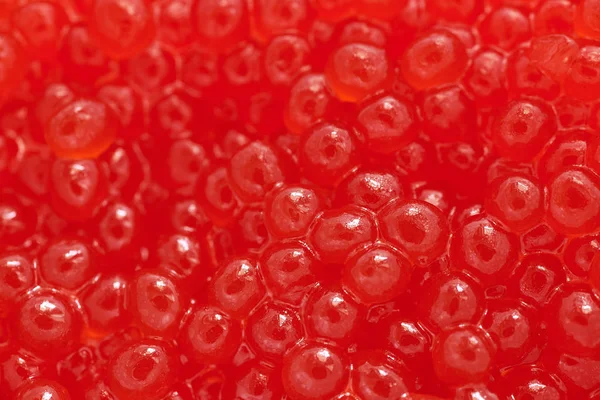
0 1 599 399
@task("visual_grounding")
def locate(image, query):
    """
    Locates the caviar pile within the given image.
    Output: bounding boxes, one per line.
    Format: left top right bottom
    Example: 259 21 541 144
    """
2 0 600 399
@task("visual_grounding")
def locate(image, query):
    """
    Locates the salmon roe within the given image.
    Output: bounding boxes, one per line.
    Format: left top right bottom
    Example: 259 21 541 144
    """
0 0 600 399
